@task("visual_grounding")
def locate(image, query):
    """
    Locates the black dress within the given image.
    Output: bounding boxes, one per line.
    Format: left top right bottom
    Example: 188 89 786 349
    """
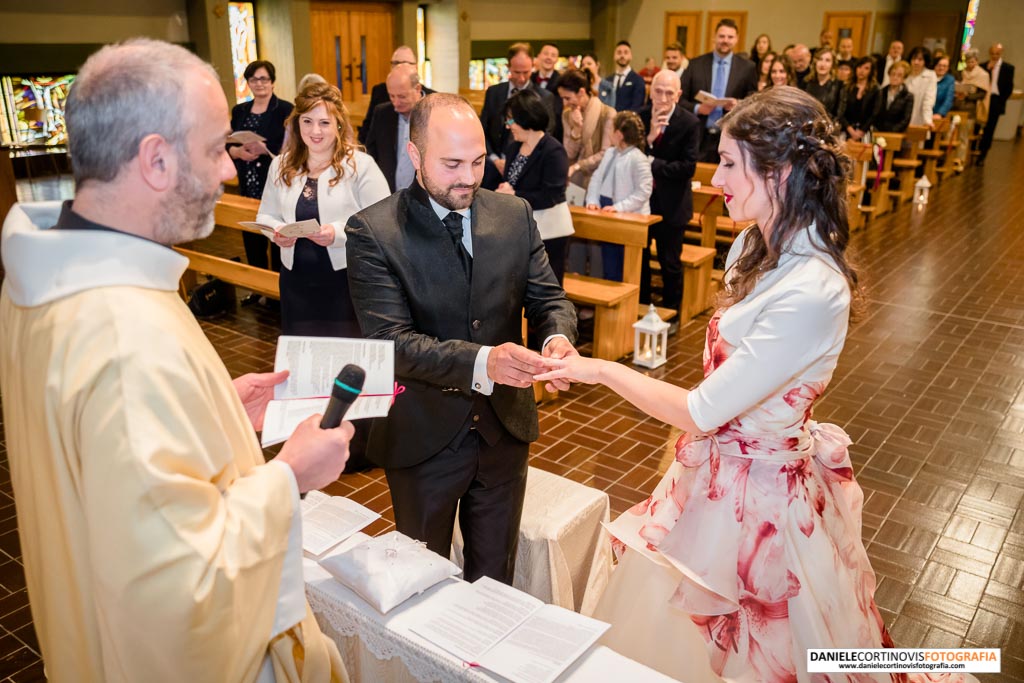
874 86 914 132
278 177 361 337
837 84 880 135
230 95 293 272
803 77 841 119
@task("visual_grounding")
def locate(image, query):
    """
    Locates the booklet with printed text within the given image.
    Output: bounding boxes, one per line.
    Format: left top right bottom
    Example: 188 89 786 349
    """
260 336 396 447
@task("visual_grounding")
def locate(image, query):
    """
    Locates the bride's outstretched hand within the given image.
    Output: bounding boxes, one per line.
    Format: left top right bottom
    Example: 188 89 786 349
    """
534 355 605 385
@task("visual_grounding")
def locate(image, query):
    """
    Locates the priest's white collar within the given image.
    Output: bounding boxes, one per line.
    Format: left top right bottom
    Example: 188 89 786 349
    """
1 200 189 307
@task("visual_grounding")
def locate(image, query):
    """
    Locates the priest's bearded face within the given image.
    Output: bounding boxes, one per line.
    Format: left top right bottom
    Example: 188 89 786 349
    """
155 69 235 245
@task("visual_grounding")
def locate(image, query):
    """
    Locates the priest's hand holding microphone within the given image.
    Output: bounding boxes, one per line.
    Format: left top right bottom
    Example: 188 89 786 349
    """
274 365 366 493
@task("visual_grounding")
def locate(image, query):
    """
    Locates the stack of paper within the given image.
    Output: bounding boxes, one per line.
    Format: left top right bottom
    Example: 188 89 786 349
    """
407 577 610 683
301 490 380 556
261 336 396 447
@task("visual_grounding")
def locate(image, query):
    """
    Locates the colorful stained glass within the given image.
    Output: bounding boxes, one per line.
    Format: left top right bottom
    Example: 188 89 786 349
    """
959 0 981 68
0 74 75 146
229 2 259 103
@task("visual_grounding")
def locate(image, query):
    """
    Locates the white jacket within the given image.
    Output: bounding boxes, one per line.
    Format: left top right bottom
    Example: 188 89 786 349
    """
256 150 390 270
584 145 653 214
906 68 937 127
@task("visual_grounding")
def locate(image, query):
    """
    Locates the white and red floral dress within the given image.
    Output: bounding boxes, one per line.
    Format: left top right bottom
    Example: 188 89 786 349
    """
596 227 972 683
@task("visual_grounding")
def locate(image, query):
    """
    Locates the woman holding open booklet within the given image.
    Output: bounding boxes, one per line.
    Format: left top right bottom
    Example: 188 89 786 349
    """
256 81 389 337
536 87 976 683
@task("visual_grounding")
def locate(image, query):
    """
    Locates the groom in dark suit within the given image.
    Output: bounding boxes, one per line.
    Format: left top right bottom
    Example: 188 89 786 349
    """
346 93 578 583
679 18 757 162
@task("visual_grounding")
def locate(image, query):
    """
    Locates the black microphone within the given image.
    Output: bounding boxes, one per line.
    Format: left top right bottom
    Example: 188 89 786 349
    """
320 364 366 429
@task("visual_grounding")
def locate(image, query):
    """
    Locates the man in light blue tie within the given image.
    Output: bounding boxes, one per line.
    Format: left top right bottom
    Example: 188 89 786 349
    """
680 18 758 162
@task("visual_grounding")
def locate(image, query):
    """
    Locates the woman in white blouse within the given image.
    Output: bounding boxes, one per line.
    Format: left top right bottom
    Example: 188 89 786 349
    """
536 88 916 683
905 45 938 127
257 82 389 336
584 111 652 280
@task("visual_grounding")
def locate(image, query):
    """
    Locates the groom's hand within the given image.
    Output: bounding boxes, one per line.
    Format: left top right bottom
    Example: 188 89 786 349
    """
540 337 579 391
487 343 546 388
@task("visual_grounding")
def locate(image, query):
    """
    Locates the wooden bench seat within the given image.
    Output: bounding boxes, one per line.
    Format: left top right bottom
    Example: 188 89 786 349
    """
563 274 639 361
844 141 877 228
681 244 716 320
174 248 280 300
689 163 749 248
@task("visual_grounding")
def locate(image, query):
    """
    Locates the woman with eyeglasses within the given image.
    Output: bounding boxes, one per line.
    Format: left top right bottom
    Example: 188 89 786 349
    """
496 89 572 284
229 60 294 303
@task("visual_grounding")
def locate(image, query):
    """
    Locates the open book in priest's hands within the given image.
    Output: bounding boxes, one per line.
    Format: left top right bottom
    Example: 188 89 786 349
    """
260 336 396 447
406 576 610 683
239 218 321 239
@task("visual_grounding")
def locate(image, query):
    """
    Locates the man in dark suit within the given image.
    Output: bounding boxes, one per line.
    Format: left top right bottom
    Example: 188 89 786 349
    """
876 40 904 88
346 93 578 583
789 44 812 85
640 70 700 313
978 42 1015 166
531 42 562 93
608 40 647 112
358 45 435 145
480 43 561 174
364 64 424 191
680 18 758 162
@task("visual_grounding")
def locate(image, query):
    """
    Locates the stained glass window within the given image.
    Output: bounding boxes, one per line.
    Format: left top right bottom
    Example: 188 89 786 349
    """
416 5 432 87
229 2 259 103
468 58 509 90
0 75 75 146
959 0 981 68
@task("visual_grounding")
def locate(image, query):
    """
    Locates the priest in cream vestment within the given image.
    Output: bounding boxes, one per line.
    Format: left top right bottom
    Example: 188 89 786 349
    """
0 39 352 683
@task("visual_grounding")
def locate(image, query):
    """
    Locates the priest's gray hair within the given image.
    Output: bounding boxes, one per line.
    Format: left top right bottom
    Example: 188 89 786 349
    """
66 38 217 187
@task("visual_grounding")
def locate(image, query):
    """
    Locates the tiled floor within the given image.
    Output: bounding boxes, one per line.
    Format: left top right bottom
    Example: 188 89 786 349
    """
3 140 1024 680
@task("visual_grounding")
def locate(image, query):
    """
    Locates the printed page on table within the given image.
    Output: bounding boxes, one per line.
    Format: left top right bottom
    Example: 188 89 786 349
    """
299 491 381 556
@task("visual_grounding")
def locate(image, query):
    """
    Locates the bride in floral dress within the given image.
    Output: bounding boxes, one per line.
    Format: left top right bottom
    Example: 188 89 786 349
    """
537 87 975 683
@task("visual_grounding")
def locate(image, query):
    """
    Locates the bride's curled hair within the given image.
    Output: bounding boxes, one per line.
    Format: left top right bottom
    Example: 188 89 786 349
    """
717 86 861 309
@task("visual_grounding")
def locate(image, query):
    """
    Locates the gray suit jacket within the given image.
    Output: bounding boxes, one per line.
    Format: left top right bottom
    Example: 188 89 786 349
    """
345 182 577 467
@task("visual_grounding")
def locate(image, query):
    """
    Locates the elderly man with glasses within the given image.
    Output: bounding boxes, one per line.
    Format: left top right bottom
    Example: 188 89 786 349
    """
359 45 436 144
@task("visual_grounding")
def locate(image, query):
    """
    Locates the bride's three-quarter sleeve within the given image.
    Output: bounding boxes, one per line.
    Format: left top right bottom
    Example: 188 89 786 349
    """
687 266 850 433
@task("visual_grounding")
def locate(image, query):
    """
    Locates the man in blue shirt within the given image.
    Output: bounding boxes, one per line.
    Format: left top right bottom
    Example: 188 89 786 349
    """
603 41 647 113
680 18 758 162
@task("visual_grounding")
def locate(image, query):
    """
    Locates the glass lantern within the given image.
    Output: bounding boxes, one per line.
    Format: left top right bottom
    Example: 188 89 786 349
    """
913 175 931 206
632 304 670 369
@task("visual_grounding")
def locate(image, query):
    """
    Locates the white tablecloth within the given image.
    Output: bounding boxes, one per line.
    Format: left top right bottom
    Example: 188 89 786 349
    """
452 466 613 615
303 540 679 683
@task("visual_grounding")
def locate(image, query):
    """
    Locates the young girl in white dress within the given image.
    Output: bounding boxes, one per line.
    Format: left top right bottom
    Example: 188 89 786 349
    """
537 86 976 683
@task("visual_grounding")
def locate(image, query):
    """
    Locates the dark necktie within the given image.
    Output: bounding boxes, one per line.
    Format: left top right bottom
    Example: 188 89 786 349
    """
443 211 472 279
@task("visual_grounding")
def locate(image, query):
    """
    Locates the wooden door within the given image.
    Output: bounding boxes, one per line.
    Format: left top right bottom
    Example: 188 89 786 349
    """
664 12 701 60
705 11 747 55
310 2 395 103
902 11 963 61
871 12 903 57
823 11 871 58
